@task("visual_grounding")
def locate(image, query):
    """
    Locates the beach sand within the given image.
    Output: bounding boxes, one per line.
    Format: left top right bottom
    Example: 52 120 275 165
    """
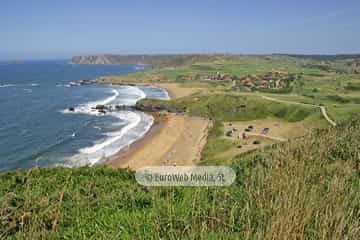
105 82 210 169
152 83 205 99
106 113 210 169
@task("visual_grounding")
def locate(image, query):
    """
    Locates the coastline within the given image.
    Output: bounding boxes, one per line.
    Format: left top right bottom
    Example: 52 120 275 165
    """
105 112 210 169
108 82 203 99
100 82 210 169
104 112 164 168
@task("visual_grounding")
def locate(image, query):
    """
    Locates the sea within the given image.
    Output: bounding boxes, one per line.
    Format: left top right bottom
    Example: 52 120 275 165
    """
0 60 169 171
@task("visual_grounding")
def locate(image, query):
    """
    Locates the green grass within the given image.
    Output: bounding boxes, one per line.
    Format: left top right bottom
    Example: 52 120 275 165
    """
326 104 360 123
1 117 360 239
140 93 317 122
346 81 360 91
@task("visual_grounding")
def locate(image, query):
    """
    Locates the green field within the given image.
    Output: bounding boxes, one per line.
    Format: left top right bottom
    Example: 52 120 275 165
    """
102 54 360 123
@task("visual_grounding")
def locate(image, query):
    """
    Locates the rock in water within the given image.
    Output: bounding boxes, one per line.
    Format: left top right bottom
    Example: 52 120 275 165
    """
95 104 106 110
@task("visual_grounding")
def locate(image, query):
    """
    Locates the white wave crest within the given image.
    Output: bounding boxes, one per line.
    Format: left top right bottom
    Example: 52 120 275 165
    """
79 111 140 155
0 84 15 88
61 86 147 115
67 111 154 166
59 85 156 166
61 89 120 115
118 85 147 105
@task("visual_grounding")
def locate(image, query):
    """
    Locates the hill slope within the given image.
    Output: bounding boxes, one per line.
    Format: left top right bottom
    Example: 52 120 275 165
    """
71 54 222 68
1 117 360 239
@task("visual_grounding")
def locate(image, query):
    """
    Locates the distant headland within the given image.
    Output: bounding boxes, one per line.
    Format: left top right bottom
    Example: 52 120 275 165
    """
71 54 226 68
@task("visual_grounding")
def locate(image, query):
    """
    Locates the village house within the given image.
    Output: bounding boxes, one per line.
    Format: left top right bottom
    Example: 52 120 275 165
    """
235 71 294 91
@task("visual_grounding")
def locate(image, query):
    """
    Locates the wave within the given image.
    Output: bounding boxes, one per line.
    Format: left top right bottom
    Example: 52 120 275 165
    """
163 90 170 100
67 111 154 166
80 111 140 154
61 89 120 115
118 85 147 104
135 64 145 70
61 85 148 116
56 84 67 87
0 83 39 89
60 85 151 166
0 84 15 88
16 130 79 166
149 86 171 100
93 126 102 130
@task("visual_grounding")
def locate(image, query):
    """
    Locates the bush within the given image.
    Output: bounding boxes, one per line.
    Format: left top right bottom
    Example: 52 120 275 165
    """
345 82 360 91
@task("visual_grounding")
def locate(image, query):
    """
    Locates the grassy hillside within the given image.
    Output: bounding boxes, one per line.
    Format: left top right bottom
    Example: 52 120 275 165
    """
138 93 317 122
1 117 360 239
100 55 359 82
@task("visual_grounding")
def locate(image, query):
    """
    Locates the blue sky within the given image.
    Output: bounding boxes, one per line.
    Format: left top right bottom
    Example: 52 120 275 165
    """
1 0 359 60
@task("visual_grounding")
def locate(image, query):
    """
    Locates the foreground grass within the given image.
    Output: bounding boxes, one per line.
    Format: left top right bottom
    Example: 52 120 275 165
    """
1 117 360 239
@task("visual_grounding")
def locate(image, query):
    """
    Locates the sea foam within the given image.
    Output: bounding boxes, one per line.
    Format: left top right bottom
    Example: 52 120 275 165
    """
61 89 120 115
76 111 154 166
0 84 16 88
61 85 153 166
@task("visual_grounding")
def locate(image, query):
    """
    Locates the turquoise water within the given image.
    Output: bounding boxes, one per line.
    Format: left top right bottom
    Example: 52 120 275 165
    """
0 60 168 171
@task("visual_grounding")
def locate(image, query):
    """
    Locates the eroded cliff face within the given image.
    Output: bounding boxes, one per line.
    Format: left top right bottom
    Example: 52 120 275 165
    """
71 55 123 64
71 54 165 65
71 54 221 68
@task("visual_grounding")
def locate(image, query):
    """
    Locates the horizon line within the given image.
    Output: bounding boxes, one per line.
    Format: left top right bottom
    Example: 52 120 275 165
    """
2 52 360 62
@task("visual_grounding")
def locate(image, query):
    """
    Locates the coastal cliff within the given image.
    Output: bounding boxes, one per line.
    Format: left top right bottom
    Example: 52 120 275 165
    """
72 55 119 65
71 54 222 68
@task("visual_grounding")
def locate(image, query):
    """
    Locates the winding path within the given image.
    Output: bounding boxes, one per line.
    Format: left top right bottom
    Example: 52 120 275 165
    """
261 96 337 127
319 106 337 127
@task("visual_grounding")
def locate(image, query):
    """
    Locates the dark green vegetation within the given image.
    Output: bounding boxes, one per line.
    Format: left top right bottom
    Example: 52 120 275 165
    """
2 54 360 239
346 81 360 91
279 53 360 61
1 118 360 239
139 93 315 122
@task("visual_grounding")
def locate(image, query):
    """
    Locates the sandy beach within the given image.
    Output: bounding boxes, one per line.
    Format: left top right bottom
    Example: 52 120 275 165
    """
107 113 210 169
152 83 205 99
106 83 210 169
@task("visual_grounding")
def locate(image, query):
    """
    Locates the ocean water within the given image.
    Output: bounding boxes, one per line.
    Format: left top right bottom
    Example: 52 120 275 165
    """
0 60 169 171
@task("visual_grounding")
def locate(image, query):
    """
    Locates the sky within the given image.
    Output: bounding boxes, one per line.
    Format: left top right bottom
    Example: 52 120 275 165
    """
0 0 360 60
